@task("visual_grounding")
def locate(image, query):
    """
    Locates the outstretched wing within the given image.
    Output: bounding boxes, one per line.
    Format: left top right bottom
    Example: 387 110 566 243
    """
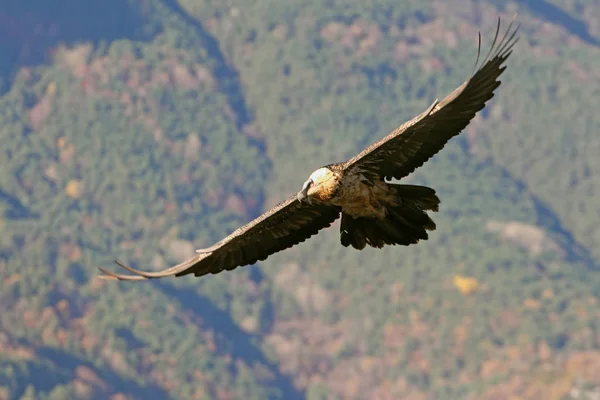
99 196 341 280
343 16 519 180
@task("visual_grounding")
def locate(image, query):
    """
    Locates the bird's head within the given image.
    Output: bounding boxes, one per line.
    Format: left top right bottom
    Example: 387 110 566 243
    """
297 167 338 204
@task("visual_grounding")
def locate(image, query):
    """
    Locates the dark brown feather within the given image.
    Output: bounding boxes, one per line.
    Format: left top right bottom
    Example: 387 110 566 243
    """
343 16 519 181
99 196 341 280
339 184 440 250
99 17 518 281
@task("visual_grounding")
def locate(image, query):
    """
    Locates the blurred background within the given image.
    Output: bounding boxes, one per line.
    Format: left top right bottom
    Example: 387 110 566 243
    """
1 1 600 399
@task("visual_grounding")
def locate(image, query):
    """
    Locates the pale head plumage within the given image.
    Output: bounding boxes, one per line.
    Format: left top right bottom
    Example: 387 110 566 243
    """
98 16 518 281
297 167 339 204
309 167 334 185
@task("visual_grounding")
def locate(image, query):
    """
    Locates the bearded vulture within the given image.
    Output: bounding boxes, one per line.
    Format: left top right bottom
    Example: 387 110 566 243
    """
99 17 519 281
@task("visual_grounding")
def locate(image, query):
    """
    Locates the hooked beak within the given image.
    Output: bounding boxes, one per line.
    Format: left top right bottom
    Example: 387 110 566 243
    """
297 179 313 204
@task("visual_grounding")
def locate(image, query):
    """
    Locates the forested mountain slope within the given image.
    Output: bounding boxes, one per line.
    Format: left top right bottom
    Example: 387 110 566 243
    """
1 1 599 399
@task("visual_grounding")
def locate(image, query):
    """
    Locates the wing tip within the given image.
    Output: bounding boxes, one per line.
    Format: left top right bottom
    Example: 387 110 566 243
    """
98 252 209 281
96 260 161 281
97 264 150 281
96 271 119 281
472 14 520 75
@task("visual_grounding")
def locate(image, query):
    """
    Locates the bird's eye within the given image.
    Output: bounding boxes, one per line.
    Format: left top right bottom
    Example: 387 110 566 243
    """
302 179 314 191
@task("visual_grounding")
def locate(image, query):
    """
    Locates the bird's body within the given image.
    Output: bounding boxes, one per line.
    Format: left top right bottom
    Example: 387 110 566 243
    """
314 166 407 219
335 176 393 220
99 17 519 281
302 164 389 218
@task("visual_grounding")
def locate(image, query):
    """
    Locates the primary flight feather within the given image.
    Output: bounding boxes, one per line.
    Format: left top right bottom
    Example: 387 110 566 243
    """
99 17 519 281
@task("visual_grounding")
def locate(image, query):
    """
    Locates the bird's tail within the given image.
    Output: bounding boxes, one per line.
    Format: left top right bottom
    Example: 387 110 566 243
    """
340 184 440 250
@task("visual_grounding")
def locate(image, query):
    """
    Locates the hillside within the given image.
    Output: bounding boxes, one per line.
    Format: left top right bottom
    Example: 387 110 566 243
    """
1 1 600 399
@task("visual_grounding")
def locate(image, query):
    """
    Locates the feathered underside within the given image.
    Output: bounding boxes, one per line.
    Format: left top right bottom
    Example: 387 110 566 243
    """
99 196 341 280
343 15 519 181
98 16 519 281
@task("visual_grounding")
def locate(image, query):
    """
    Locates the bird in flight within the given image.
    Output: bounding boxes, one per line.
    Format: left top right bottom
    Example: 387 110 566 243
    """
99 17 519 281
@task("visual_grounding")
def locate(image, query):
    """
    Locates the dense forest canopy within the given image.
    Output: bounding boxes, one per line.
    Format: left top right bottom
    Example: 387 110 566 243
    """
1 1 600 399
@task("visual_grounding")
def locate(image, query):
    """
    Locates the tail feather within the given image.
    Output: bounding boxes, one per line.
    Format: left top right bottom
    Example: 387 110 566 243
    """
378 218 425 244
387 206 432 232
363 221 387 248
340 184 440 250
390 184 440 212
340 216 368 250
